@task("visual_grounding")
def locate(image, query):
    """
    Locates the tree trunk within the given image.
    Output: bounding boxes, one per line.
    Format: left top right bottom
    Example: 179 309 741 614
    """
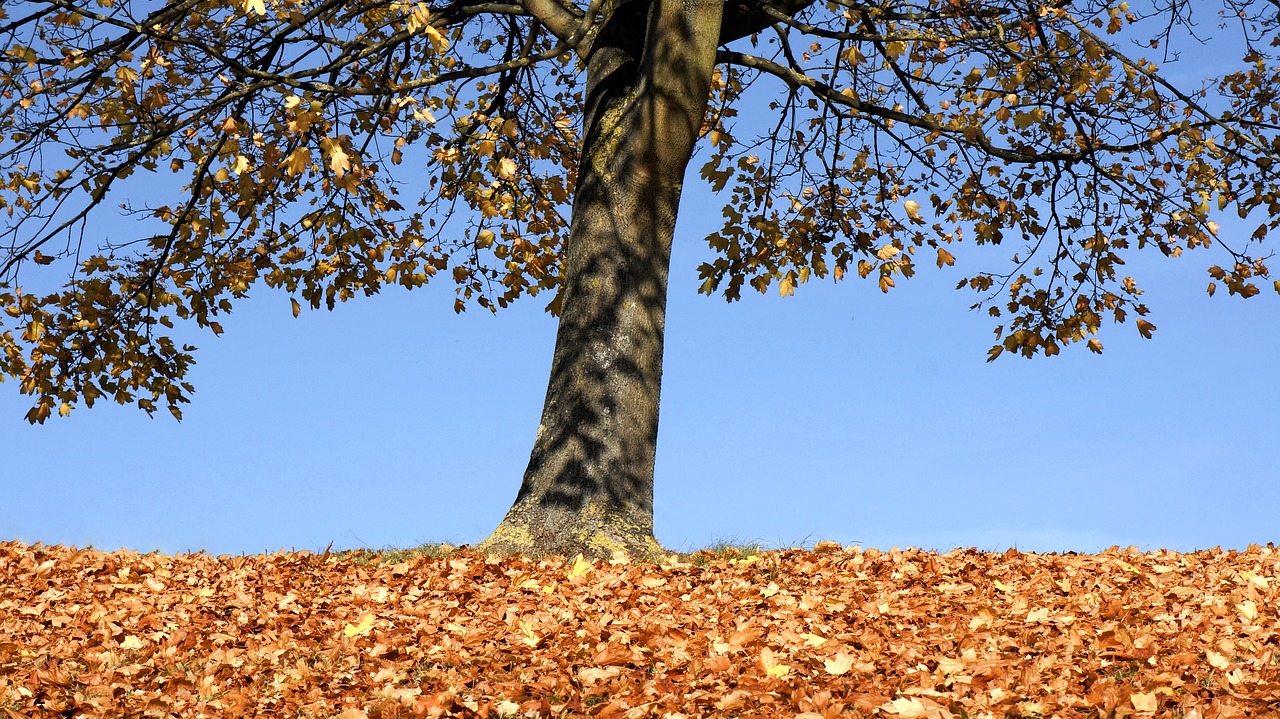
477 0 723 559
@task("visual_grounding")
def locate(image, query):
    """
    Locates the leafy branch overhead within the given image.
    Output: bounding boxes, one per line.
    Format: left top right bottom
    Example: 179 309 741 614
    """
2 0 1279 422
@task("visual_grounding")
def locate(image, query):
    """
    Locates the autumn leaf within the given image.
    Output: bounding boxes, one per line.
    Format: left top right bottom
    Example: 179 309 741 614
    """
1 542 1278 719
318 136 351 177
1136 319 1156 339
283 147 311 176
879 696 933 718
1206 649 1231 669
876 244 901 260
824 651 855 675
343 613 376 638
903 200 924 224
758 648 791 678
1130 691 1158 712
778 274 795 297
798 632 827 647
423 25 450 53
567 553 592 580
935 656 966 674
2 0 1276 445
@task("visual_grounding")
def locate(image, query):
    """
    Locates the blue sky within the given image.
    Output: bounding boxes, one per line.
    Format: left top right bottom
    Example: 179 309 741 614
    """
3 14 1277 556
4 167 1277 557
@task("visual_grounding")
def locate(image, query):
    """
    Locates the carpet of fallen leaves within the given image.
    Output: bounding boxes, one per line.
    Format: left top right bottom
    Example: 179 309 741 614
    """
2 540 1279 719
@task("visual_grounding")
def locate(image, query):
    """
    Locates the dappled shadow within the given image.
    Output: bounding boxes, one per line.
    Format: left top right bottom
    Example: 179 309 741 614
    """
507 0 723 524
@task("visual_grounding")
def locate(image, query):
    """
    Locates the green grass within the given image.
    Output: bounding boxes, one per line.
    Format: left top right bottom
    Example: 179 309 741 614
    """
318 534 850 566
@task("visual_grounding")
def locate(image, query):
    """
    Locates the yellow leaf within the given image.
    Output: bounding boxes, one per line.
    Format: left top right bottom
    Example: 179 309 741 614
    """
969 607 995 630
21 320 44 342
876 244 901 260
567 554 592 580
1206 649 1230 669
1136 319 1155 339
936 248 955 268
903 199 924 224
1087 338 1103 354
824 651 855 675
343 613 376 638
496 157 517 179
879 696 931 718
992 580 1014 592
759 648 791 678
1236 600 1258 622
319 136 351 177
778 275 794 297
283 147 311 176
798 632 827 647
878 274 895 293
405 2 433 33
1130 691 1157 712
243 0 266 15
423 24 450 53
291 297 301 318
58 403 72 417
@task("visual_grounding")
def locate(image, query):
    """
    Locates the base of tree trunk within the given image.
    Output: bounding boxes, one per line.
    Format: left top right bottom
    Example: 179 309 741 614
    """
476 494 664 561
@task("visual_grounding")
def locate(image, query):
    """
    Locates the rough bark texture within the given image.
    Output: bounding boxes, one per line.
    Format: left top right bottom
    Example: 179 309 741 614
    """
478 0 723 560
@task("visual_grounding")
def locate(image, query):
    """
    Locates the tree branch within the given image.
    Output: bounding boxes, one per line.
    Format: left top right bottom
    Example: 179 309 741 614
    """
517 0 583 46
719 0 817 46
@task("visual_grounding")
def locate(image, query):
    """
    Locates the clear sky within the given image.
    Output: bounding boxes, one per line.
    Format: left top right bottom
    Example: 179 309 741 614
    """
4 165 1277 558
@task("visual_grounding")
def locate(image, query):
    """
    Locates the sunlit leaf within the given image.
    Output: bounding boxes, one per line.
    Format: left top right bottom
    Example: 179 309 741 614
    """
759 648 791 678
343 613 376 638
824 651 855 675
1130 692 1157 712
567 554 592 580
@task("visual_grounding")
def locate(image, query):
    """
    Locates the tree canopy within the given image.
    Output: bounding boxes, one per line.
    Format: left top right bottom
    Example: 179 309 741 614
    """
2 0 1277 429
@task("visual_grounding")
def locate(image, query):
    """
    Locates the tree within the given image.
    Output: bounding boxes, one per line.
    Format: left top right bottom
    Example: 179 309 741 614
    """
2 0 1278 558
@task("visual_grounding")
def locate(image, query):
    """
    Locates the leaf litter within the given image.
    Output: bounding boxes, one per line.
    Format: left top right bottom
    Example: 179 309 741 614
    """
2 540 1278 718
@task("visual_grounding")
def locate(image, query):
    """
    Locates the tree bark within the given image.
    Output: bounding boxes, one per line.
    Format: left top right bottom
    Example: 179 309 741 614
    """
478 0 723 559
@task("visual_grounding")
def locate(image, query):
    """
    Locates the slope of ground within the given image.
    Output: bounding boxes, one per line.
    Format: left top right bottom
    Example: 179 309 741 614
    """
2 540 1278 718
